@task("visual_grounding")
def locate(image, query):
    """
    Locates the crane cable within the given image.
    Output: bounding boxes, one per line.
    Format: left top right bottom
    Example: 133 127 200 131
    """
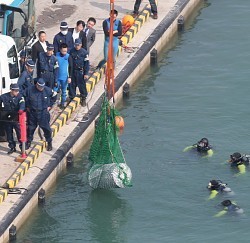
105 0 115 103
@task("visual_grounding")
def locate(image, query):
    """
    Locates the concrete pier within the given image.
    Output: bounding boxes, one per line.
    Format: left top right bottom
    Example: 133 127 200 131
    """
0 0 203 242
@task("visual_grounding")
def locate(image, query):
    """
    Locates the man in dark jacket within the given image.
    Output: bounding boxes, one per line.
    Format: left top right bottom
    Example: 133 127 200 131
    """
69 38 89 105
68 20 87 51
0 84 25 154
31 31 49 62
53 22 74 53
17 59 35 95
19 49 27 73
24 78 57 151
37 44 59 89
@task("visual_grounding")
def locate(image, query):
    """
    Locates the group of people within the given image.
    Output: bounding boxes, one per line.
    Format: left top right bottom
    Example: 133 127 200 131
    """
18 1 159 106
1 18 97 155
19 18 97 108
184 138 247 217
0 2 159 155
0 81 56 153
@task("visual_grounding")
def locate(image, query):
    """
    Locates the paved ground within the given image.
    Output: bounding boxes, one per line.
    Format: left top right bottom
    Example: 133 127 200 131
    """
35 0 177 66
36 0 136 66
0 0 178 222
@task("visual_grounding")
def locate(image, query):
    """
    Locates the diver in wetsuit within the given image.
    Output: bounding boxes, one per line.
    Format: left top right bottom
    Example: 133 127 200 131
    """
207 180 232 199
214 200 243 217
183 138 213 157
228 152 249 174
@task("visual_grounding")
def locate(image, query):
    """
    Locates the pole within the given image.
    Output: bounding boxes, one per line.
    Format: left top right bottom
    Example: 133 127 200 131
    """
105 0 115 101
19 111 27 158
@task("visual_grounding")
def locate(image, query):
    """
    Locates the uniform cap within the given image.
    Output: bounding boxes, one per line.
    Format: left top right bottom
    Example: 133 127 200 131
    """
47 43 54 51
74 38 82 45
10 83 19 90
37 78 45 87
60 21 68 29
20 50 26 57
26 59 35 68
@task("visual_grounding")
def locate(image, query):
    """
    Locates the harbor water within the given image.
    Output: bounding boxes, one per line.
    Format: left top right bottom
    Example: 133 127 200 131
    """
18 0 250 242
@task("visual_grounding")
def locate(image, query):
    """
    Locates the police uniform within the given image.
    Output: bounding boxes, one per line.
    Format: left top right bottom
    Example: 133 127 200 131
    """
24 78 56 151
19 50 27 73
69 38 89 102
0 84 25 154
53 22 74 53
37 44 59 89
17 59 35 95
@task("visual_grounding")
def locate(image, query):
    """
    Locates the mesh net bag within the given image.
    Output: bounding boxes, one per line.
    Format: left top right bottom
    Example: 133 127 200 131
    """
88 96 132 189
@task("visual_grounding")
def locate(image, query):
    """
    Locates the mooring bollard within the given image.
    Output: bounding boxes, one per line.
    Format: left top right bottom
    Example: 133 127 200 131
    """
177 15 185 31
123 83 130 98
66 152 74 167
38 188 45 205
150 48 157 65
9 224 17 242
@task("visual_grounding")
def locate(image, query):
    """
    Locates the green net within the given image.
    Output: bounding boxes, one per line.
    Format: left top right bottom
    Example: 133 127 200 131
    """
88 96 132 189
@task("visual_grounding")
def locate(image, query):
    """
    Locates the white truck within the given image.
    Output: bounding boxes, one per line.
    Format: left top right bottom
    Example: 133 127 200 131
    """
0 1 35 52
0 35 19 94
0 0 35 94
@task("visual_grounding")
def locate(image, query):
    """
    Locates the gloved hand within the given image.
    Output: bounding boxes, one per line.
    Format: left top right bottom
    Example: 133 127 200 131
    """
18 110 24 115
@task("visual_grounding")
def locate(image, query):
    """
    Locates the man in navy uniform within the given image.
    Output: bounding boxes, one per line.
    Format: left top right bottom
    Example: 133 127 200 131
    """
0 84 25 154
17 59 35 94
69 38 89 105
24 78 56 151
53 21 74 53
37 44 59 89
19 49 27 73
